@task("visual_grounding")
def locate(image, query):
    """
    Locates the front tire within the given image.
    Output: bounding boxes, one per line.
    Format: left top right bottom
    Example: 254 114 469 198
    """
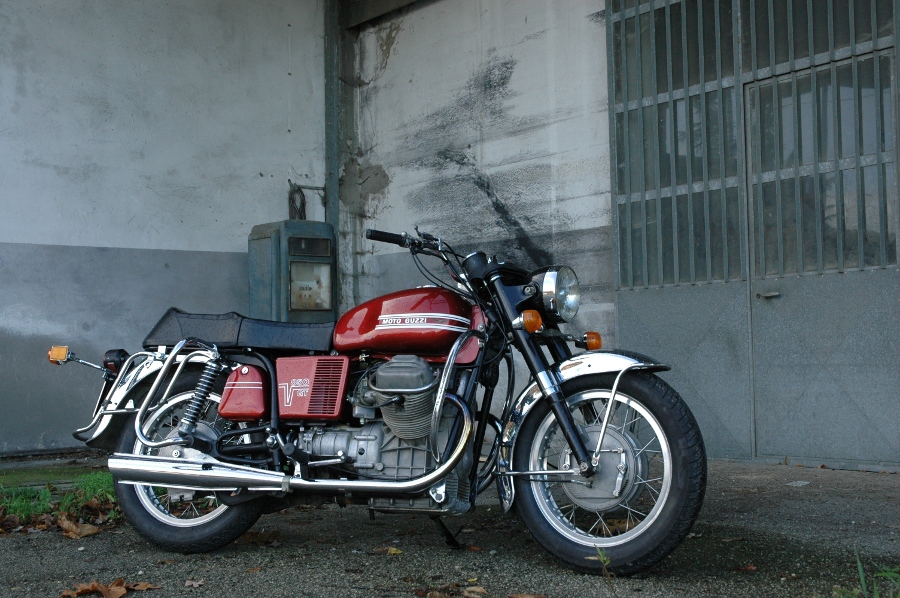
513 372 706 575
113 373 263 553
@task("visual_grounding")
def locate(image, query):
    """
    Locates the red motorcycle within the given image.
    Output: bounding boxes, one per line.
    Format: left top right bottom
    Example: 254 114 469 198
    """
50 228 706 575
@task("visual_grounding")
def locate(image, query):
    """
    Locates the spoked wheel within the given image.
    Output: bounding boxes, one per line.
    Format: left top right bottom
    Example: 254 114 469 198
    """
513 372 706 575
114 373 263 552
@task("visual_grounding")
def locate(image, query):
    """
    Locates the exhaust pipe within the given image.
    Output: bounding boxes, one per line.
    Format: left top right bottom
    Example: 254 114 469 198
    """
110 396 473 496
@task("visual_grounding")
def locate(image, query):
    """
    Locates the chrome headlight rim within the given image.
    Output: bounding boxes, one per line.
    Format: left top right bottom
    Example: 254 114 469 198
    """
535 266 581 323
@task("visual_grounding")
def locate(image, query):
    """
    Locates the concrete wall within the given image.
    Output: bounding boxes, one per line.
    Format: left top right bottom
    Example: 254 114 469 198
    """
338 0 613 346
0 0 325 453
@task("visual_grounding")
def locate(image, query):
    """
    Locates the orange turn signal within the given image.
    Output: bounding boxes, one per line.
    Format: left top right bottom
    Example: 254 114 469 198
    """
583 332 602 350
522 310 544 334
48 345 69 364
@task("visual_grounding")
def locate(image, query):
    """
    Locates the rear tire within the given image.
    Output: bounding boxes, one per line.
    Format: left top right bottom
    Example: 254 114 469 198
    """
113 372 263 553
513 372 706 575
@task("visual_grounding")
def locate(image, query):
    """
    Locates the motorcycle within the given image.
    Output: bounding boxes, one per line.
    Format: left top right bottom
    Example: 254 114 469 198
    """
49 228 706 575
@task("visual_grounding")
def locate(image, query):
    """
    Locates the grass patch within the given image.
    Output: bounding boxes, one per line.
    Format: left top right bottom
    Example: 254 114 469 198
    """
59 471 116 514
0 470 119 530
0 485 53 521
833 553 900 598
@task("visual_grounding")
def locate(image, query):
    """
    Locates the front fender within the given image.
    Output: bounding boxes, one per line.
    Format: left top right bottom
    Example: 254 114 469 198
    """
496 350 669 512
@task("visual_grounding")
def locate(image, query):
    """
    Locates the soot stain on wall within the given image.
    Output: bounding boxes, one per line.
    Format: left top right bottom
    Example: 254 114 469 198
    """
406 151 555 268
399 54 517 155
587 10 606 26
393 55 557 267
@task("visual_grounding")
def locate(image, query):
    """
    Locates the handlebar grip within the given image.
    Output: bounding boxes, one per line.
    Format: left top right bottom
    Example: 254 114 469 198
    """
365 228 408 247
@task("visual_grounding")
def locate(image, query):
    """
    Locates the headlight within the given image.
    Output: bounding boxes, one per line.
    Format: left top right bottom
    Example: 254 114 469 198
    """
533 266 581 322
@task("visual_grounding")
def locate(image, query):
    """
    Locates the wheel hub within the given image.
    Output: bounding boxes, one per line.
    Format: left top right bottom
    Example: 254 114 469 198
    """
561 425 645 511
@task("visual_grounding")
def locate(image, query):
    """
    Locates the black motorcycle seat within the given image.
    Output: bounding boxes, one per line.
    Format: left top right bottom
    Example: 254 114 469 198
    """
142 307 334 352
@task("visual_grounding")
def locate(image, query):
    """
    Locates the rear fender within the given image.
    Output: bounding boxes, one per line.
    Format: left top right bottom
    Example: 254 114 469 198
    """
496 350 669 512
75 354 165 450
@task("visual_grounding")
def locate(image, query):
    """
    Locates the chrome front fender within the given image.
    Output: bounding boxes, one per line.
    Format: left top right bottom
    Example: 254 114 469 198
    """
495 350 669 512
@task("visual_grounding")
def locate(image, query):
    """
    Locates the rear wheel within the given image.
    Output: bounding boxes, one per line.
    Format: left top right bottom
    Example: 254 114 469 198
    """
113 373 263 552
513 372 706 575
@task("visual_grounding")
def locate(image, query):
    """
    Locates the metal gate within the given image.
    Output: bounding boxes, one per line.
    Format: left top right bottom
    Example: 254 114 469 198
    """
609 0 899 468
743 2 899 466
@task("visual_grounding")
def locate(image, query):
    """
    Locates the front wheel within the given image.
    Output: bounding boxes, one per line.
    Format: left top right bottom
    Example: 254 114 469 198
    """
513 372 706 575
113 373 263 553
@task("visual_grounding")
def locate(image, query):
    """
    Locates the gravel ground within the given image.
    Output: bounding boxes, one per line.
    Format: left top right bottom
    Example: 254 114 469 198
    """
1 460 897 597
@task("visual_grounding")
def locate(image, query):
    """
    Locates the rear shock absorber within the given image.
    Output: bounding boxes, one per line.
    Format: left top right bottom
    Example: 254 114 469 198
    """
178 358 223 436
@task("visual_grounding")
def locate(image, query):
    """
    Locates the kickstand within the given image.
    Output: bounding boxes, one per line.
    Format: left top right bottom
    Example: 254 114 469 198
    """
430 515 464 549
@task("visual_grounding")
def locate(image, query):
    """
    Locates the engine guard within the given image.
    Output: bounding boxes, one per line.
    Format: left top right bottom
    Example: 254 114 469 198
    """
496 350 669 512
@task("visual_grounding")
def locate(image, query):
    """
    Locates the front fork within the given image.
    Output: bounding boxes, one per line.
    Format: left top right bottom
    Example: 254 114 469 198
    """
488 276 596 477
533 369 596 477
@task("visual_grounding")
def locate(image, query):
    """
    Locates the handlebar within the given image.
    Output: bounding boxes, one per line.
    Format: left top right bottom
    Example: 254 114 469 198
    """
365 228 408 247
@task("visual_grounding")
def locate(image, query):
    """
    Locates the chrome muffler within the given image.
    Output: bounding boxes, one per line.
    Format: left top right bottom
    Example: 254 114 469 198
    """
109 396 473 495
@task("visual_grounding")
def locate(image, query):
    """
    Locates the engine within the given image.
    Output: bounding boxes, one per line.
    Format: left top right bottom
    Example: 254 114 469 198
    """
294 355 473 513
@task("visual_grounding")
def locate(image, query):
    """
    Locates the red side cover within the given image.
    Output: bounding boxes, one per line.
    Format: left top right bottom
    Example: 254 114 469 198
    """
276 356 350 420
218 365 268 420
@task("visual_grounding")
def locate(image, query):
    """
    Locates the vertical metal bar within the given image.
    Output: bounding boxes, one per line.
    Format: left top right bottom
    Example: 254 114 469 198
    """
767 0 776 72
792 75 803 272
698 0 711 282
683 0 696 284
827 0 835 59
672 2 694 282
622 15 634 288
853 56 864 269
810 64 824 273
788 0 796 68
873 51 887 267
607 5 624 329
323 0 342 307
774 80 785 277
807 0 816 64
827 62 840 273
750 0 758 77
650 1 664 286
736 0 750 282
752 86 766 278
636 5 649 288
666 0 678 285
715 0 729 281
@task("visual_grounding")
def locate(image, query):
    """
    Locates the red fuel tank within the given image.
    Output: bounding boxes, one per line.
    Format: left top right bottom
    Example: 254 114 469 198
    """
333 288 472 356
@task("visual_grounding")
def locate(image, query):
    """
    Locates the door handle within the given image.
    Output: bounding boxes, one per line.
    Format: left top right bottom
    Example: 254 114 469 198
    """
756 291 780 299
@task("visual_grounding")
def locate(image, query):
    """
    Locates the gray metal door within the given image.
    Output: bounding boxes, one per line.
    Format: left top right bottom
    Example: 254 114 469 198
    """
610 0 898 468
744 12 899 466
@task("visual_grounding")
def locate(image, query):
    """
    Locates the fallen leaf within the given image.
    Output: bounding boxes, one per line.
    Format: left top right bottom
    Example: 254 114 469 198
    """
236 530 281 545
466 545 483 551
185 579 204 587
59 516 101 539
246 567 263 573
721 537 745 543
125 581 161 591
426 593 451 598
1 514 21 533
59 579 129 598
507 594 548 598
736 564 758 572
414 590 428 597
374 546 403 555
463 587 488 596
